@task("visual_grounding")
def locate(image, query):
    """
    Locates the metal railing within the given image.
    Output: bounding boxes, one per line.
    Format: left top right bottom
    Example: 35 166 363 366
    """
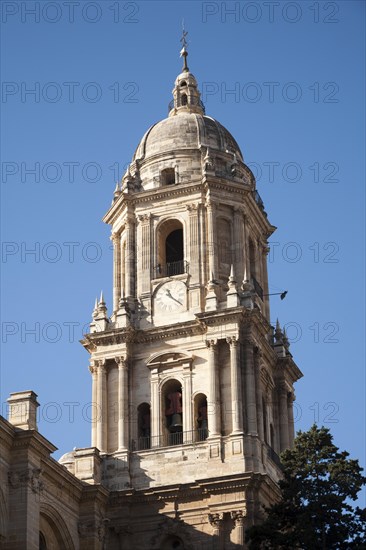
251 275 264 301
132 428 209 451
154 260 188 279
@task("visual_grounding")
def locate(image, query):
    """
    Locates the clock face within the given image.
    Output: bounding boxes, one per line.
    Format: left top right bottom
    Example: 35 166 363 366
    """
155 281 186 313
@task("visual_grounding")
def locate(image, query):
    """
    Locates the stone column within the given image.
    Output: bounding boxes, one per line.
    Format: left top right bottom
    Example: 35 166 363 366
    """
231 509 246 546
116 356 128 450
243 213 250 279
287 391 295 446
261 244 270 319
208 513 224 550
112 232 121 313
233 207 244 282
150 369 160 446
187 204 200 283
89 363 98 448
183 361 193 441
206 198 218 279
227 336 243 434
206 340 220 437
244 339 258 434
125 213 135 299
96 359 107 453
279 382 290 451
139 214 151 293
254 353 264 441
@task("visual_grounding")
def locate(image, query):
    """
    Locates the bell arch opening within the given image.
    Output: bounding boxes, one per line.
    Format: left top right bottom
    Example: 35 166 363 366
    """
156 220 185 278
162 379 183 446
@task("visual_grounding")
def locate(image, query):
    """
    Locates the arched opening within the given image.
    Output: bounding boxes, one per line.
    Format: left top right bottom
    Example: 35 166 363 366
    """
39 532 47 550
181 94 188 106
166 229 183 266
161 167 176 186
155 219 185 278
194 393 208 441
161 535 185 550
39 507 75 550
137 402 151 450
162 379 183 446
180 81 187 87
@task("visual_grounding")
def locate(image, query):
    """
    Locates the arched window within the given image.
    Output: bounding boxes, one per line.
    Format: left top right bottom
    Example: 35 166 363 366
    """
163 379 183 446
137 403 151 450
180 80 187 87
155 220 185 278
161 168 175 186
194 393 208 441
166 229 183 266
181 94 188 106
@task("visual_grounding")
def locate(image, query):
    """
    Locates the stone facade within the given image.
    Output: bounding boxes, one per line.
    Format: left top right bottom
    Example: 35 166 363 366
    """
0 54 302 549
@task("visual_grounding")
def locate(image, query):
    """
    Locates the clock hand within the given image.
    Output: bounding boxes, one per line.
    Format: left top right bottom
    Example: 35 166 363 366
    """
165 290 182 305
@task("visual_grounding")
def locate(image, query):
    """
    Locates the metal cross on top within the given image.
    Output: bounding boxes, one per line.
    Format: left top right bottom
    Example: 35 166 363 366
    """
180 22 189 71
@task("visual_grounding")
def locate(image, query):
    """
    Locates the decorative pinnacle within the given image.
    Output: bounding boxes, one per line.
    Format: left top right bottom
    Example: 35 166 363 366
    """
99 291 105 305
179 23 189 72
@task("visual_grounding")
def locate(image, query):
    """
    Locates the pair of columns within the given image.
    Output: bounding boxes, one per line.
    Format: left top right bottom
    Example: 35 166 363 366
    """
206 337 243 436
209 509 246 547
90 357 129 453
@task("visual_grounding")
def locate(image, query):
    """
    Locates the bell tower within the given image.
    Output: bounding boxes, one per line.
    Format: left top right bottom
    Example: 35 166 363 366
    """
81 43 303 548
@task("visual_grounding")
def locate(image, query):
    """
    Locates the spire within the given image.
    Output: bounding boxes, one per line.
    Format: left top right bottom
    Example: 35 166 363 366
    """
169 29 205 117
179 22 189 72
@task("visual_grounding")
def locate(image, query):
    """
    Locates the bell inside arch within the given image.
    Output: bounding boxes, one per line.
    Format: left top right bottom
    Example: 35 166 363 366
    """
169 412 183 432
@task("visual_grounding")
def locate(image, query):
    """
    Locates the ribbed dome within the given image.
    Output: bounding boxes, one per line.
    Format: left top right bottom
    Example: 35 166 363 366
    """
133 112 243 163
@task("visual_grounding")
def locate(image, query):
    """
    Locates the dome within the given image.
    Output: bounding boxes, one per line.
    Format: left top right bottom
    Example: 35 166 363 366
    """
120 57 251 192
133 113 243 163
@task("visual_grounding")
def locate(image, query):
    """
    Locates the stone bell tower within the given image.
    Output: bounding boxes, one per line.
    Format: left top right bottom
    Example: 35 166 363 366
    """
80 42 303 548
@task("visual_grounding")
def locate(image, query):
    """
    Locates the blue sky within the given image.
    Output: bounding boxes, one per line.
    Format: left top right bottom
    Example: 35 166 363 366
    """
1 0 365 502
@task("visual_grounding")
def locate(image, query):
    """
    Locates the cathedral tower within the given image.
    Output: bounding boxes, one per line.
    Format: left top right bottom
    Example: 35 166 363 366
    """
80 46 303 548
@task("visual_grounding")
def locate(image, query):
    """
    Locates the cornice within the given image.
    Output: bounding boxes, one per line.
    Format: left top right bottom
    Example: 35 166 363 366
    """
10 429 57 456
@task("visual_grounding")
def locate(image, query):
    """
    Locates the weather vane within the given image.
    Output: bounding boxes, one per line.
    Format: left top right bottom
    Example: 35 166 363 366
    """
180 20 189 71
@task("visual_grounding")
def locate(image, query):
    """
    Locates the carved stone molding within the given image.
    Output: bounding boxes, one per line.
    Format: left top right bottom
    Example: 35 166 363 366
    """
208 512 224 527
226 336 238 347
231 508 246 524
186 203 198 212
138 213 151 223
8 468 43 494
115 356 127 368
206 339 218 350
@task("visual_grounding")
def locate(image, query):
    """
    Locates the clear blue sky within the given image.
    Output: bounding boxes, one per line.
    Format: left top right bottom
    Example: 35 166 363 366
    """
1 0 365 502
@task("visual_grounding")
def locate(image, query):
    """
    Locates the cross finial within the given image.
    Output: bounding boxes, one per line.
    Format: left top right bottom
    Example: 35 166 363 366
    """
179 21 189 71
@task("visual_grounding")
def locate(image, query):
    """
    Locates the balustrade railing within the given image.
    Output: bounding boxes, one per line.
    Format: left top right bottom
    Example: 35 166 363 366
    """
154 260 188 279
132 428 209 451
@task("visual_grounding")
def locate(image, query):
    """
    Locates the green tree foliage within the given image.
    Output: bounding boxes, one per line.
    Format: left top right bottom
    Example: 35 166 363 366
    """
246 425 366 549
